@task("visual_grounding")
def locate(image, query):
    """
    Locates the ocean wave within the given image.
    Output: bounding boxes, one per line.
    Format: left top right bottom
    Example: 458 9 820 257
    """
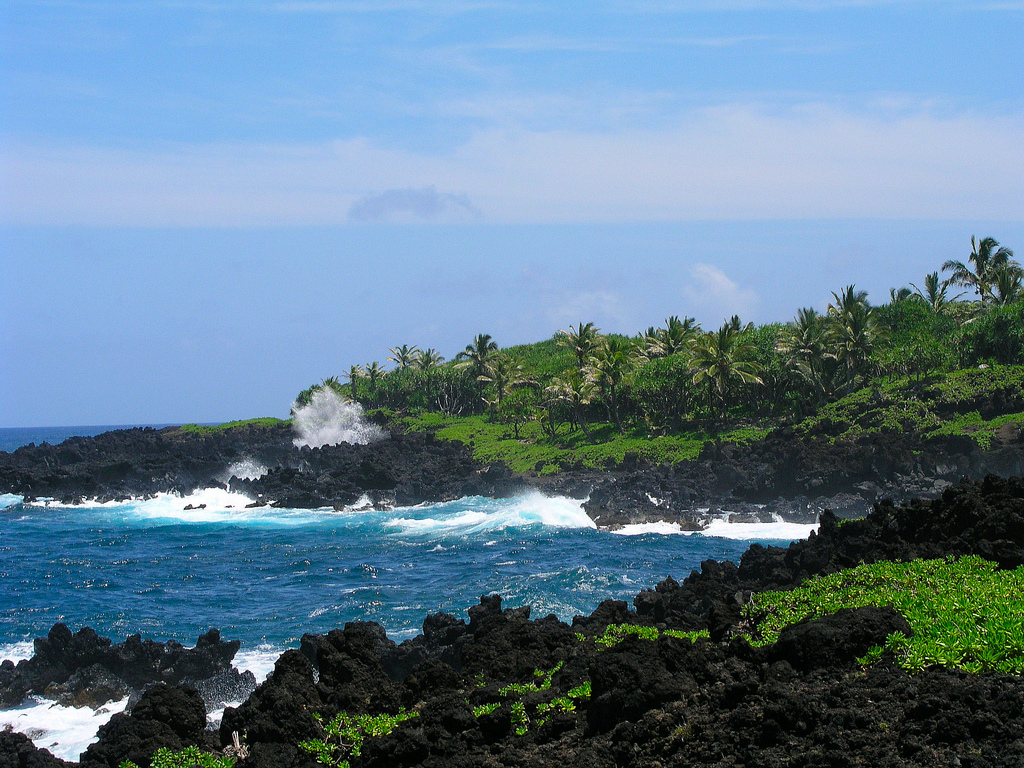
386 492 596 536
0 695 129 762
0 493 23 510
613 517 818 541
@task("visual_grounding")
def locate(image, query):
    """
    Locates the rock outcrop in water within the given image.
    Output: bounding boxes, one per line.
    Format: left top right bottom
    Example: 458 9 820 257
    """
4 474 1024 768
0 626 255 712
0 424 522 510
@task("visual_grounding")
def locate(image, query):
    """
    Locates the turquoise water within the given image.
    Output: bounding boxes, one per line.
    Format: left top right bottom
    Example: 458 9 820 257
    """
0 489 814 654
0 481 818 760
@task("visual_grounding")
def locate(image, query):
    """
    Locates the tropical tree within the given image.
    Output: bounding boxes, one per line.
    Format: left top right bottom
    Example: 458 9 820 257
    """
387 344 421 369
826 285 881 392
776 307 832 405
363 361 385 400
455 334 499 379
344 364 366 401
558 322 603 373
691 323 763 421
889 287 914 304
991 267 1024 306
546 368 597 442
641 315 699 359
417 348 445 370
942 236 1019 303
477 354 536 407
588 337 635 433
910 272 962 314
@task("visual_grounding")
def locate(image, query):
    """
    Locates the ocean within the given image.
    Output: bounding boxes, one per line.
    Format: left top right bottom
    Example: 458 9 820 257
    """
0 426 818 761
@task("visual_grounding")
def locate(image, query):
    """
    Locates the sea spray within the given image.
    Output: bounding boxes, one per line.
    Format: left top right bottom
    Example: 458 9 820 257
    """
291 388 388 449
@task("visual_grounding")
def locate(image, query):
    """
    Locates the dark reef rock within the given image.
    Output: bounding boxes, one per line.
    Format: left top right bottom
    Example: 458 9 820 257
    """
0 626 253 714
0 424 526 512
770 606 913 671
0 730 72 768
79 684 210 768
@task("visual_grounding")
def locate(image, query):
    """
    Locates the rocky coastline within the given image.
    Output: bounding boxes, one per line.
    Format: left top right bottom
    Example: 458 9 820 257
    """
1 416 1020 529
2 474 1023 767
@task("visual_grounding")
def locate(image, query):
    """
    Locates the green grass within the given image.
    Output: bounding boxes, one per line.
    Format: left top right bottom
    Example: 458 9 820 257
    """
745 555 1024 674
177 417 288 434
396 412 768 473
795 365 1024 447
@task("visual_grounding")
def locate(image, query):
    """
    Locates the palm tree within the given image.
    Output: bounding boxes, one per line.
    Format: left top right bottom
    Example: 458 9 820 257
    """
641 315 699 359
588 337 634 433
363 361 385 399
776 307 831 404
991 267 1024 305
477 354 535 407
546 368 597 442
455 333 499 379
343 364 365 401
691 323 763 421
910 272 962 313
826 285 880 392
387 344 421 369
942 236 1019 303
558 322 602 373
889 287 913 304
417 348 445 370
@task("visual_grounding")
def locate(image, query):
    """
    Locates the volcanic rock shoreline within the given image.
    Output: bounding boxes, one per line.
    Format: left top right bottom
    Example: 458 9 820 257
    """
3 474 1024 768
0 416 1021 528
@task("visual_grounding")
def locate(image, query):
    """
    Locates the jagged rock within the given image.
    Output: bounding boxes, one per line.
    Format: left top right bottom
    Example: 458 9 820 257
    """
79 684 208 768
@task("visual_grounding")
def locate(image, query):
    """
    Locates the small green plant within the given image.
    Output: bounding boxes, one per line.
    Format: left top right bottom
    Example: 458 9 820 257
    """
566 680 591 701
510 701 529 736
594 623 709 648
300 709 420 768
472 702 500 718
498 661 563 696
119 746 235 768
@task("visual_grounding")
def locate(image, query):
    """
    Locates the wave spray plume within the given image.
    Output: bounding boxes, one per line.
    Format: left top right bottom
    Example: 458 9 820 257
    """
291 388 388 449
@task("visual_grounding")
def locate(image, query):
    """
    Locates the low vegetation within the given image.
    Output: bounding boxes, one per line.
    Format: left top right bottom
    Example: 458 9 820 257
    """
177 417 288 434
745 555 1024 674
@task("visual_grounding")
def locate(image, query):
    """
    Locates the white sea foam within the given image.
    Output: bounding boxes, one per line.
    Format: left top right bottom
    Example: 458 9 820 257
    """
387 492 595 536
225 459 267 481
233 644 281 683
292 388 388 449
0 493 23 509
0 695 129 762
613 521 690 536
613 516 818 541
0 640 34 663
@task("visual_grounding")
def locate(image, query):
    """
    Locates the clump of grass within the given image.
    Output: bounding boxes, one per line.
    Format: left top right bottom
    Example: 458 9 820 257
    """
745 555 1024 674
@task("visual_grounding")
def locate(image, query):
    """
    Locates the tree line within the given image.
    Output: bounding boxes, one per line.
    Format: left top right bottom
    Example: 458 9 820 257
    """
296 236 1023 440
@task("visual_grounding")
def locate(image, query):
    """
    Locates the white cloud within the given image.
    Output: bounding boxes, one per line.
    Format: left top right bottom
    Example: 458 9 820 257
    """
682 264 759 324
3 103 1023 225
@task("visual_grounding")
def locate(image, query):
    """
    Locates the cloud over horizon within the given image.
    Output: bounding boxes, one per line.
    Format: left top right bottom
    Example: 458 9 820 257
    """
4 103 1022 226
348 186 481 222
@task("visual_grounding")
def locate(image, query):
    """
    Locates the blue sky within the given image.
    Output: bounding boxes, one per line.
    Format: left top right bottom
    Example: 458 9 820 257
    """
1 0 1022 426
